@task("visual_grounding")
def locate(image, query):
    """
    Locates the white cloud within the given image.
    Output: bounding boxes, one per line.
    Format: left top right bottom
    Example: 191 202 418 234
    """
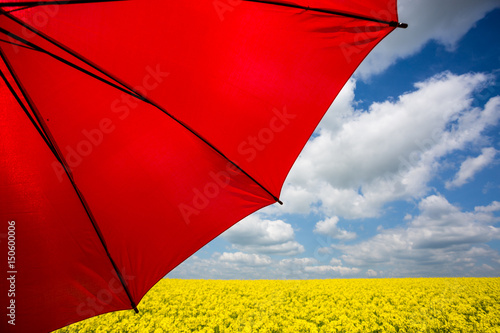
219 252 272 266
329 258 342 265
336 195 500 276
280 72 500 219
446 147 497 188
168 254 364 279
280 257 319 267
278 257 321 279
366 269 378 277
166 253 275 280
222 215 304 255
482 264 495 271
277 258 361 278
223 215 293 245
316 247 332 255
303 265 360 276
278 184 317 215
313 216 356 240
233 241 305 256
356 0 500 78
475 201 500 213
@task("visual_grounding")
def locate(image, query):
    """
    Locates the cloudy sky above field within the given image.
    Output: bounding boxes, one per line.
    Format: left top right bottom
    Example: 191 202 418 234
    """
168 0 500 279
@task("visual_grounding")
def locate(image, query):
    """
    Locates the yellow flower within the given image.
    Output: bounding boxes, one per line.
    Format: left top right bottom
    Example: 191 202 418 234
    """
54 278 500 333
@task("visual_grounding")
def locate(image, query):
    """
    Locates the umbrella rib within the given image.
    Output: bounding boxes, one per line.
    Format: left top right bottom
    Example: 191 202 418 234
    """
0 5 35 14
149 100 284 205
0 27 144 101
0 0 126 8
0 37 37 50
0 47 140 315
243 0 408 28
2 9 143 96
0 67 54 156
2 10 284 205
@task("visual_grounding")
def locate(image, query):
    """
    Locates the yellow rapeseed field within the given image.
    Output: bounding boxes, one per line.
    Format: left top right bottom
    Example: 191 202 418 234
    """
55 278 500 333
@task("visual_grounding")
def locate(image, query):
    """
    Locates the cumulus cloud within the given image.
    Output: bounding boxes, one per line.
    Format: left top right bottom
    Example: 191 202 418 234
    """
313 216 356 240
222 215 304 255
279 72 500 219
336 195 500 276
219 252 272 266
168 254 363 279
277 257 321 279
304 265 361 276
446 147 497 188
330 258 342 265
164 255 259 280
356 0 500 78
475 201 500 213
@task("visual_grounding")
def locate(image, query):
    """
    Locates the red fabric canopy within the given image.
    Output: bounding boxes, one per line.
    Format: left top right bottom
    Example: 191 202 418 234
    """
0 1 401 331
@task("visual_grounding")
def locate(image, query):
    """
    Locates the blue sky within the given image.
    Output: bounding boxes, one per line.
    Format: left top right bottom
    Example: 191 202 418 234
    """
168 1 500 279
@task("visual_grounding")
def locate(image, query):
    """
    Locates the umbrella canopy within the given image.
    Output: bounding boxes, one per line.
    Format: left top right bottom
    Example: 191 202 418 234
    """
0 1 405 331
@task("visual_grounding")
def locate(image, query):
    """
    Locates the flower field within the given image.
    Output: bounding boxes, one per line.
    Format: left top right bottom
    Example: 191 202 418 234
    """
55 278 500 333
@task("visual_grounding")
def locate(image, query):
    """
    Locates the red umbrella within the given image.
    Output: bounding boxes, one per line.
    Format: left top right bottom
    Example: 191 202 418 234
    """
0 1 406 331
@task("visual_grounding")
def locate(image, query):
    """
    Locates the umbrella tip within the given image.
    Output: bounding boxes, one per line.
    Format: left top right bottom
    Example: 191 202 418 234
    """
278 200 283 205
390 21 408 29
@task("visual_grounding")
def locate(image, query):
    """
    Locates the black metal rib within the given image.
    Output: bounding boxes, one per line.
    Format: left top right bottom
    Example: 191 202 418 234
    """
0 0 125 8
0 68 53 155
1 9 283 205
1 9 142 98
0 5 34 14
0 37 37 50
0 46 139 314
243 0 408 28
0 27 143 101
